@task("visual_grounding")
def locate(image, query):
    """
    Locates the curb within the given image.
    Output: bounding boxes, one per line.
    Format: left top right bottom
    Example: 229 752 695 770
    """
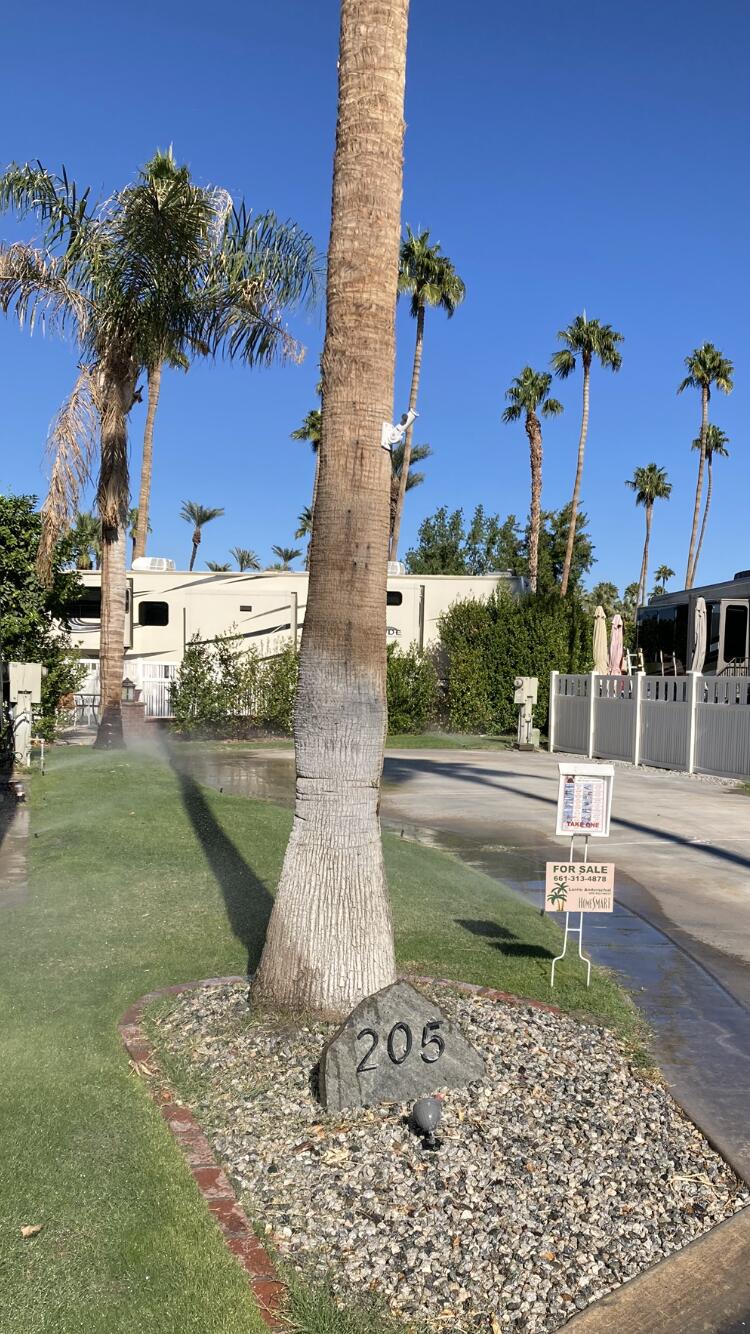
117 973 560 1328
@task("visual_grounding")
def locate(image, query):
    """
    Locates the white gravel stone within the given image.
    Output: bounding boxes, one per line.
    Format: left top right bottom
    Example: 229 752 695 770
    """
151 983 749 1332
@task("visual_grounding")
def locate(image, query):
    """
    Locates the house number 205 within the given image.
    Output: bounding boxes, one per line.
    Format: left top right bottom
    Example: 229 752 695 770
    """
355 1020 445 1073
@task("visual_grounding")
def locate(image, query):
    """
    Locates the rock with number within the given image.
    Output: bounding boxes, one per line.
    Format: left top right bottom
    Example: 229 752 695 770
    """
318 980 485 1112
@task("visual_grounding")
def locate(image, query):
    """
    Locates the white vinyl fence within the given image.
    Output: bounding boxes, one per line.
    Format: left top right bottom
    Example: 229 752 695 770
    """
550 671 750 779
74 660 178 723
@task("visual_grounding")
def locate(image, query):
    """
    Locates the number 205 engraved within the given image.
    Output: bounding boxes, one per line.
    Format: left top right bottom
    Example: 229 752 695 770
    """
355 1019 445 1074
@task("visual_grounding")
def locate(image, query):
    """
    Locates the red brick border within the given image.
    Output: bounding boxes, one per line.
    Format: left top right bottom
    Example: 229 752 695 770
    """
118 974 561 1329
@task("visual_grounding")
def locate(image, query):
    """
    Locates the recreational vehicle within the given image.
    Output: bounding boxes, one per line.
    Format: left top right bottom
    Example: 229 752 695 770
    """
636 570 750 675
68 565 527 716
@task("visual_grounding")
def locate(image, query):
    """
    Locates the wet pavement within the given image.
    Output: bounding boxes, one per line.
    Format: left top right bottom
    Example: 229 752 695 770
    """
172 743 750 1183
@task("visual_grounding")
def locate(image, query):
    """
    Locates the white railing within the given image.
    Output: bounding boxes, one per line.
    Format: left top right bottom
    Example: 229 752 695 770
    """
550 671 750 779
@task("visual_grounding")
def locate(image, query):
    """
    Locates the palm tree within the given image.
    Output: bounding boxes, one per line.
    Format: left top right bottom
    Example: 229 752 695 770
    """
294 506 313 569
622 582 640 622
206 560 232 571
502 367 563 592
654 564 675 594
691 424 729 582
390 226 465 561
70 510 101 570
270 544 302 571
678 344 733 588
127 506 150 564
625 464 672 607
181 502 224 571
0 154 316 747
552 314 624 596
253 0 409 1014
291 404 322 517
230 545 260 571
390 440 431 543
133 345 188 561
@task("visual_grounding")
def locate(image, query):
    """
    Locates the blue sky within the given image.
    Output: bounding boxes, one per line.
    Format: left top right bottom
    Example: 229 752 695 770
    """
1 0 748 592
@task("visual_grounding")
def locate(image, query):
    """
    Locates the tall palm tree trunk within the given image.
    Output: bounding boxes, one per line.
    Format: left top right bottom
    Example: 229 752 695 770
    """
189 530 200 571
133 361 162 561
94 371 133 750
560 358 590 596
526 409 543 594
638 503 653 607
685 386 708 588
253 0 409 1016
389 303 424 561
694 454 713 579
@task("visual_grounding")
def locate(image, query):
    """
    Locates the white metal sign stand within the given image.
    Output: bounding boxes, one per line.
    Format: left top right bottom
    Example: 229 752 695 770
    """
550 834 591 987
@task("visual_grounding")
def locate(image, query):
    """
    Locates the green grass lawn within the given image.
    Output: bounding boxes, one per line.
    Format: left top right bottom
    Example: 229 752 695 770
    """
0 747 641 1333
170 732 514 752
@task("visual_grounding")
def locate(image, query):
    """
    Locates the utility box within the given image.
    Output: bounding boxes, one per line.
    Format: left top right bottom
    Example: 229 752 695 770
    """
514 676 539 750
7 663 43 704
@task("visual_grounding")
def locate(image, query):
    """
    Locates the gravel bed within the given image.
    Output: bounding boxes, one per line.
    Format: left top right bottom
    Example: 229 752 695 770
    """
151 983 748 1332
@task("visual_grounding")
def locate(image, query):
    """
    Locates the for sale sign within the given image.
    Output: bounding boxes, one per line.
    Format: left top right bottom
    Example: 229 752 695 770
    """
545 862 615 913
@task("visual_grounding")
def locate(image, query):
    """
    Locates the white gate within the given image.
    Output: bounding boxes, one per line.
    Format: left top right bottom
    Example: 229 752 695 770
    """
133 662 178 718
639 676 692 770
550 674 591 755
695 675 750 778
592 675 637 761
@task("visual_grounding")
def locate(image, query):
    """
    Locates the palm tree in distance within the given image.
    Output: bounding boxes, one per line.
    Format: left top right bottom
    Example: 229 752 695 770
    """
626 464 672 607
390 226 465 561
692 424 729 582
654 564 676 595
70 510 101 570
678 344 733 588
291 389 323 517
552 314 624 596
0 152 316 747
622 582 640 623
390 440 431 543
502 367 563 593
230 545 260 571
295 506 313 569
206 560 232 571
270 545 302 571
181 502 224 571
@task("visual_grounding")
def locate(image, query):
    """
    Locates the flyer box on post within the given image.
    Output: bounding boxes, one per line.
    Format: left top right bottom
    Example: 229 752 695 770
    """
555 763 614 838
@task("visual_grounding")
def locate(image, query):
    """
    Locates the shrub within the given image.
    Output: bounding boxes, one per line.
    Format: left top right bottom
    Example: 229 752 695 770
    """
439 590 592 734
386 643 439 734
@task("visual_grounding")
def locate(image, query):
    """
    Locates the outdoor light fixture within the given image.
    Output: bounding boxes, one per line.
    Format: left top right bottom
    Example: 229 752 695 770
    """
411 1096 442 1151
121 678 136 703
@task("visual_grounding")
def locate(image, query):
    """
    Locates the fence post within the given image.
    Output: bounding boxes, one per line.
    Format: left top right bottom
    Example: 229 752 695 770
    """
633 672 645 767
687 672 698 774
549 671 558 753
588 672 597 759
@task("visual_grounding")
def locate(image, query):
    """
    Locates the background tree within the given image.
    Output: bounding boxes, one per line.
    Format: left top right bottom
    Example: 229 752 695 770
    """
621 581 640 623
291 404 322 516
0 154 316 747
69 511 101 570
502 366 563 592
551 314 623 596
534 504 595 595
405 506 523 576
692 423 729 581
253 0 410 1015
295 506 313 568
585 580 620 618
180 501 224 571
625 463 672 607
269 544 302 570
206 560 231 571
230 545 260 571
678 343 733 588
654 564 675 595
390 439 431 542
0 495 84 741
390 226 464 560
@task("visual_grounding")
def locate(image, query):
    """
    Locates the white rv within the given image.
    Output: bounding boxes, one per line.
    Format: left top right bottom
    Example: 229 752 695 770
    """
69 565 527 717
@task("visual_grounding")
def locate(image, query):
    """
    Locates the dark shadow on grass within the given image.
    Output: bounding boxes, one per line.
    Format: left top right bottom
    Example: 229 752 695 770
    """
167 748 274 974
455 916 554 961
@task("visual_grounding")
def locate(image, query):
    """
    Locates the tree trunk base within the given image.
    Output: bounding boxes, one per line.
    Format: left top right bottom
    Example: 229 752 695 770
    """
94 704 125 749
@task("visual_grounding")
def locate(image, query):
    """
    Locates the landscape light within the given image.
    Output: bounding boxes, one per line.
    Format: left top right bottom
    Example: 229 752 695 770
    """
411 1096 442 1151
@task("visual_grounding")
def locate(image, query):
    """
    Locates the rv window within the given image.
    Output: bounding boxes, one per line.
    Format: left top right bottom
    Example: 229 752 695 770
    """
67 589 102 620
704 601 721 672
239 605 253 612
138 601 169 627
386 591 403 606
724 604 748 664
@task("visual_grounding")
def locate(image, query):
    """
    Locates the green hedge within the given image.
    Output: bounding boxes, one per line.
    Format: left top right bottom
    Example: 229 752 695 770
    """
439 591 593 734
170 635 441 737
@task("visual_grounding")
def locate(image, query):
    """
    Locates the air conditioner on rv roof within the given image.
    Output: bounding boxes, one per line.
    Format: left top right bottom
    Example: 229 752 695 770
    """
131 557 176 572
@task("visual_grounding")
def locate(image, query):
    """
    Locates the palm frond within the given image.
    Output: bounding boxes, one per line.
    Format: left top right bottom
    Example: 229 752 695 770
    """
0 161 92 251
0 242 87 335
550 348 576 379
37 367 99 581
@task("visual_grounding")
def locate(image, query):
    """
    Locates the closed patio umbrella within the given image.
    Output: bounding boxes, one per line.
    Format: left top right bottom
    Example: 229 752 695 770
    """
608 614 624 676
593 606 608 674
690 596 707 674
